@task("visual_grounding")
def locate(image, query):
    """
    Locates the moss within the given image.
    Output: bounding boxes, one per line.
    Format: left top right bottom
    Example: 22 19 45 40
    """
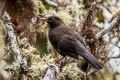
27 52 83 80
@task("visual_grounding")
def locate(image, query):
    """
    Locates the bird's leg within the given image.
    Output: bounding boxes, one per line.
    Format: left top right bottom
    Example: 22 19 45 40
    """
55 56 64 64
53 50 64 64
85 65 89 79
50 47 59 61
52 49 58 60
85 72 88 80
50 47 64 64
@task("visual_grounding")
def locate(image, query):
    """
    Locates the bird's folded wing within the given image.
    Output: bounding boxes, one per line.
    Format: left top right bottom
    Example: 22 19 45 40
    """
57 35 79 59
74 32 87 48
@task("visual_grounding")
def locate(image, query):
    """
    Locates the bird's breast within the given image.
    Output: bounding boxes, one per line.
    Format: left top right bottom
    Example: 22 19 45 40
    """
48 29 59 49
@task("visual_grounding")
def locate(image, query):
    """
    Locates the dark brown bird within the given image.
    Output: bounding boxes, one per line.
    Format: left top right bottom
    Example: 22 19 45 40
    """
47 16 102 70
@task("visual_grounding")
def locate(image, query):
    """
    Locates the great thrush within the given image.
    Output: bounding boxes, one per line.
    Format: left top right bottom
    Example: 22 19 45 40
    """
46 16 102 70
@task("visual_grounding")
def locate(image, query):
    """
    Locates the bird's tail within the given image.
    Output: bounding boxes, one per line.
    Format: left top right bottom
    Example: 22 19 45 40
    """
78 52 102 70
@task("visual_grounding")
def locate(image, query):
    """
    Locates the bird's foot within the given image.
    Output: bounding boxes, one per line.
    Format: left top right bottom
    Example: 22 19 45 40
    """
55 56 64 64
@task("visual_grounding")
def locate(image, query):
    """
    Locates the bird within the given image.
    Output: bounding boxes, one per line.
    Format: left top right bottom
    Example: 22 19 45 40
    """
46 16 102 70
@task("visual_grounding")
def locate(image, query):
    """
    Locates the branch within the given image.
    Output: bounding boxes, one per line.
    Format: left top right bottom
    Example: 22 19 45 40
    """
96 16 120 39
2 11 22 63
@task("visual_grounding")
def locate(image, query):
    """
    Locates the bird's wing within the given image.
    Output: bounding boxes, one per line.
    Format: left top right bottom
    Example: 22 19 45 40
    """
57 34 80 59
74 32 87 48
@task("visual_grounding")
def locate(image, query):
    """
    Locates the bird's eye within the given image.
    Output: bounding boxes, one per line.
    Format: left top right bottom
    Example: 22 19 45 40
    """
47 19 52 23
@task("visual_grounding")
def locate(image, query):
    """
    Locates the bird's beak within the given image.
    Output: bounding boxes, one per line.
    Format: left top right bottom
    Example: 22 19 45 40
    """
40 18 47 22
38 14 48 22
39 17 50 28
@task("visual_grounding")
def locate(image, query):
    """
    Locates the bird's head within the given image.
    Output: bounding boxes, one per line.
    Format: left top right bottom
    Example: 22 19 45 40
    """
47 16 64 28
39 15 64 28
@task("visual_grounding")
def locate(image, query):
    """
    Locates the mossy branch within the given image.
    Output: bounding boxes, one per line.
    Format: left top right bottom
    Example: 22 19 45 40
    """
2 11 22 63
96 16 120 39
